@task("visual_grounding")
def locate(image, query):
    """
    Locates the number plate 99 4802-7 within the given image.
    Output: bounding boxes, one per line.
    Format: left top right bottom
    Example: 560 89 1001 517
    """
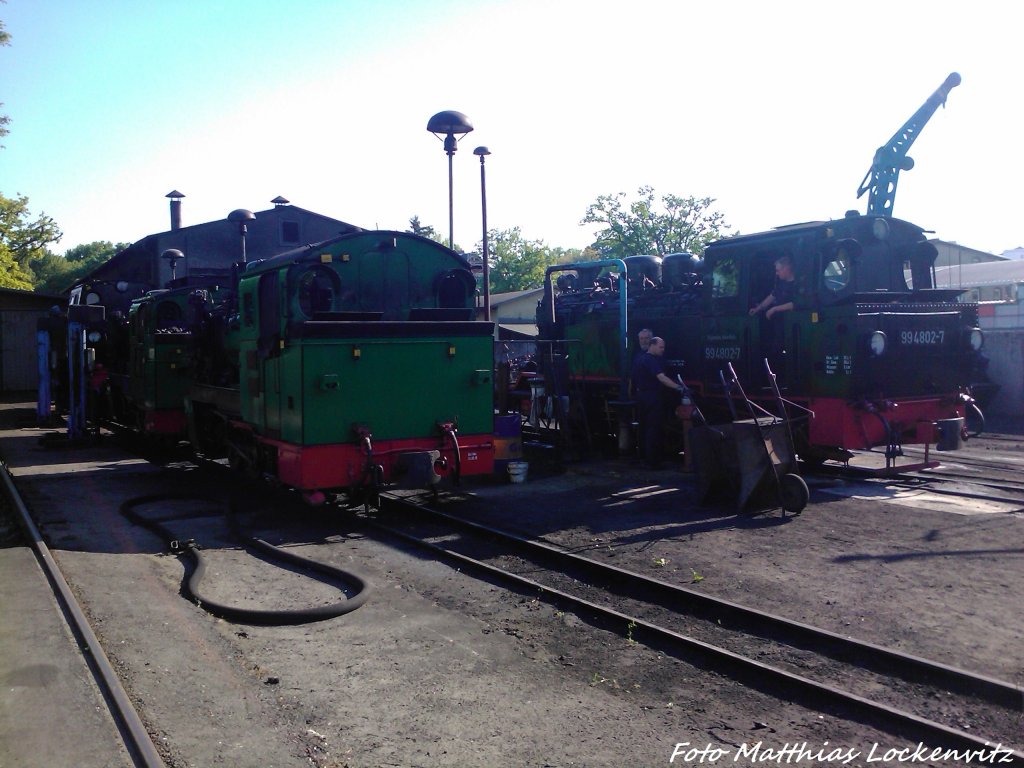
900 330 945 345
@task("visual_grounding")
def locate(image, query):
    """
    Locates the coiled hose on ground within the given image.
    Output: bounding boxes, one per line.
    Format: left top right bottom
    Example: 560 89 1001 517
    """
121 493 370 625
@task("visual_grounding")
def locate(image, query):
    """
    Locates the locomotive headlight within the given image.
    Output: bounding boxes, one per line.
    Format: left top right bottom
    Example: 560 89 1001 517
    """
87 330 103 343
872 218 890 241
969 327 984 351
870 330 887 356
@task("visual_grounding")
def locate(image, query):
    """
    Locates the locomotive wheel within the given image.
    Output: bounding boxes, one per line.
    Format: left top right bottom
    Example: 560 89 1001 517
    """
779 473 809 514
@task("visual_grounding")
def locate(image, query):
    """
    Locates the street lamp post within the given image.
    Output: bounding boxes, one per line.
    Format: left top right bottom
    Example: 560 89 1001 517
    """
426 111 474 250
161 248 185 285
473 146 492 321
227 209 256 265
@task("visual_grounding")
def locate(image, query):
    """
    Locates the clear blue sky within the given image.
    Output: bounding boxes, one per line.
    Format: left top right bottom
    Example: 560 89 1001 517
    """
2 0 1021 257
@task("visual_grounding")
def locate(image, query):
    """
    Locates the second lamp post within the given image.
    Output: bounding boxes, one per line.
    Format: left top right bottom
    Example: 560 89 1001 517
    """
474 146 491 321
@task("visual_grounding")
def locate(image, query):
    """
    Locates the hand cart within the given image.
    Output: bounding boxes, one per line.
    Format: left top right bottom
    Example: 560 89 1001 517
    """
689 360 812 514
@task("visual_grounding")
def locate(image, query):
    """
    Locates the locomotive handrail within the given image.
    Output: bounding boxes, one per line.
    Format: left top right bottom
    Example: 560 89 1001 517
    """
543 259 629 396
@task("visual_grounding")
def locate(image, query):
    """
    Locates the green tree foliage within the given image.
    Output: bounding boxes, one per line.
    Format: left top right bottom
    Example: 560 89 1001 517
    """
0 246 34 289
1 11 10 147
31 241 129 294
486 228 561 293
406 215 439 241
0 193 63 288
581 185 730 260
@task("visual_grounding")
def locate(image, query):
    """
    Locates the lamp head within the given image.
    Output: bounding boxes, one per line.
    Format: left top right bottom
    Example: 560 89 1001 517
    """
428 111 474 155
426 110 474 136
228 209 256 225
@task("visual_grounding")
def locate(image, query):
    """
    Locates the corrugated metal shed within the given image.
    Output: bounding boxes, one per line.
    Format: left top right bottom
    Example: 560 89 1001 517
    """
0 288 66 393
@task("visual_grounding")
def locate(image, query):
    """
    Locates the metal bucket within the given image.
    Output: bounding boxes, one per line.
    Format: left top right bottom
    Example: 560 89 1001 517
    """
935 417 964 451
507 461 529 484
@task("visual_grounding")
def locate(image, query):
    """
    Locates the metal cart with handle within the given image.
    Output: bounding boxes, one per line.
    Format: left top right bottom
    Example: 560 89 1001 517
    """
690 360 812 514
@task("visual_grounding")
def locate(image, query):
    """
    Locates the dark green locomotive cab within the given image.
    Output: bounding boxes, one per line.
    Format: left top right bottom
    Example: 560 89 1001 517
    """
542 212 979 458
114 290 196 434
217 231 496 493
700 212 979 450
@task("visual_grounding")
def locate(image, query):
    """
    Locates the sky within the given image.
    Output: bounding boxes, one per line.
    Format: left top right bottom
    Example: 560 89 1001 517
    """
2 0 1022 259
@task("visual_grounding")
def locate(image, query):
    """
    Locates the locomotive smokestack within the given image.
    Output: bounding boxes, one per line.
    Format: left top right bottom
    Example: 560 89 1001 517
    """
166 190 185 230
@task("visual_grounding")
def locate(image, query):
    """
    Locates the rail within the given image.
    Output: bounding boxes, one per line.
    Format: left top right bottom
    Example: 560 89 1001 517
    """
0 460 166 768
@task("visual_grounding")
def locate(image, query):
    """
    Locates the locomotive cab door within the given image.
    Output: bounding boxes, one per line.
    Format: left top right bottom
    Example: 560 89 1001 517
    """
700 251 749 387
745 249 800 388
258 271 284 439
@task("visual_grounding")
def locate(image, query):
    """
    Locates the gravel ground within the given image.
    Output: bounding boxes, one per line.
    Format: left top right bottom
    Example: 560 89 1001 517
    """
2 401 1022 767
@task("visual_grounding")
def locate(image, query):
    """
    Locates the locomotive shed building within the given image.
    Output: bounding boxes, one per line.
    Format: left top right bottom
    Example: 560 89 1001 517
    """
69 193 361 317
0 288 66 393
932 257 1024 417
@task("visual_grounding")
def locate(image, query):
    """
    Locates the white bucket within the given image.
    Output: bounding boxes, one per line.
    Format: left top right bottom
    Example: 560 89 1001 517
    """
507 461 529 484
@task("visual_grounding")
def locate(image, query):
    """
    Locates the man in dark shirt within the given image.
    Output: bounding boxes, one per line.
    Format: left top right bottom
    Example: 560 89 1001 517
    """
632 336 684 468
749 255 795 319
749 255 796 371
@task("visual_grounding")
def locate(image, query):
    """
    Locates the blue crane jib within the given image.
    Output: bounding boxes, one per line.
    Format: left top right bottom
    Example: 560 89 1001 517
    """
856 72 961 217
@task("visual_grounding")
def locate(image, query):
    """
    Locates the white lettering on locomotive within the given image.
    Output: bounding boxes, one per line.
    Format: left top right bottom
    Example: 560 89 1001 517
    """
899 329 945 345
704 346 741 361
824 355 853 375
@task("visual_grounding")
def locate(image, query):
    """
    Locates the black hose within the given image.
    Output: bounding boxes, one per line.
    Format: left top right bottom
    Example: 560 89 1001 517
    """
120 493 370 625
966 401 985 438
868 410 902 460
445 426 462 485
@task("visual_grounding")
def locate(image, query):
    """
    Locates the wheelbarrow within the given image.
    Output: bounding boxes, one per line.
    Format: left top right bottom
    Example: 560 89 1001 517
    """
689 360 811 514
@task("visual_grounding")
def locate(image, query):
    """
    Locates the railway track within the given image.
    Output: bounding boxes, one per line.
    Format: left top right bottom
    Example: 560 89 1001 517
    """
0 459 165 768
371 491 1024 762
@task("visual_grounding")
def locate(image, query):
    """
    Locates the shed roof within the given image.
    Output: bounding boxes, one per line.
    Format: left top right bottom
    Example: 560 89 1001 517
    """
933 260 1024 288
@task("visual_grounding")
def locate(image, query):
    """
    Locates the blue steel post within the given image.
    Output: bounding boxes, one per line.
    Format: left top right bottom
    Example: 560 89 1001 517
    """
67 320 86 441
36 329 50 425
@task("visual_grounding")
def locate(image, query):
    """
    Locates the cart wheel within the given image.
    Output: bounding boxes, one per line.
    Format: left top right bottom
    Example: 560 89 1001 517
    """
779 473 809 514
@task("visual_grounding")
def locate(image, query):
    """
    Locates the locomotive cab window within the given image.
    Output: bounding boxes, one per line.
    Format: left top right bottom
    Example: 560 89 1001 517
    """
155 300 183 328
435 269 475 309
823 252 851 292
821 239 859 297
296 266 340 318
710 257 739 299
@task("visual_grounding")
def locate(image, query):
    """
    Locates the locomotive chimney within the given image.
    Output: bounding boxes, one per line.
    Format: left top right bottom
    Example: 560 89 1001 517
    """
166 190 185 230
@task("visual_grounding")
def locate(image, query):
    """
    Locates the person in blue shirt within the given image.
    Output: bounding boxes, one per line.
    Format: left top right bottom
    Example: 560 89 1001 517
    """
632 336 685 468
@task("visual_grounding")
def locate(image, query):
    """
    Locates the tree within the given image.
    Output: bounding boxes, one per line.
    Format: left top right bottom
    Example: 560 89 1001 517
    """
0 193 63 283
1 10 11 147
406 214 470 252
406 215 439 241
581 185 730 260
486 228 560 293
0 245 33 289
31 240 129 294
